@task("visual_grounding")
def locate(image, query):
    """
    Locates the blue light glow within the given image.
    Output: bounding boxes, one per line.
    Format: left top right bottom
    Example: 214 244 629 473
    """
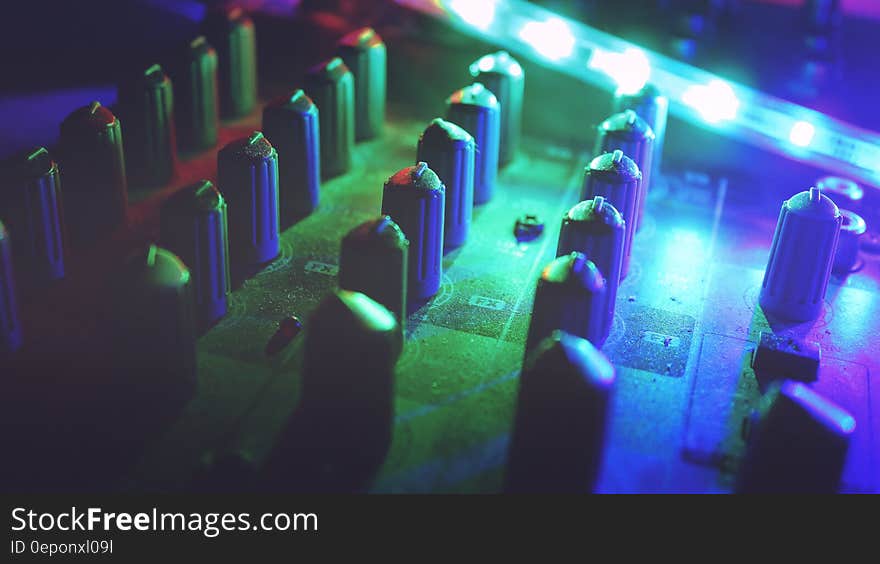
518 18 575 61
682 80 740 124
789 121 816 147
449 0 496 31
588 47 651 95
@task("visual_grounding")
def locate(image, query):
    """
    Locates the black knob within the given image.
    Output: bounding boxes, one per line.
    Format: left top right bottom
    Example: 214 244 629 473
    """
109 244 197 397
0 220 23 355
173 36 220 152
262 90 321 226
469 51 524 166
59 101 128 246
203 6 258 119
557 197 625 347
581 150 641 278
506 331 615 493
118 63 177 188
759 187 841 321
217 132 281 277
160 180 231 333
337 27 386 141
339 216 408 345
416 118 475 251
301 290 399 455
595 110 654 232
737 380 854 493
0 147 67 285
446 83 500 205
524 252 607 354
381 163 445 303
305 57 355 179
613 84 668 187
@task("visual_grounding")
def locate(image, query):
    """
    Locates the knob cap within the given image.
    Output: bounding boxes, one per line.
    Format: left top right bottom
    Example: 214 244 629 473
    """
381 163 445 303
613 83 668 182
173 36 219 152
445 83 500 205
737 380 854 493
0 221 23 355
305 57 354 179
203 6 258 119
217 132 281 276
525 252 607 354
339 216 408 345
759 187 841 322
160 180 231 332
581 150 641 278
118 63 177 188
59 101 128 246
557 197 625 346
469 50 524 166
0 147 67 285
505 331 615 493
416 118 475 251
337 27 386 141
301 290 398 456
109 244 197 397
262 90 321 225
595 110 654 231
833 209 865 274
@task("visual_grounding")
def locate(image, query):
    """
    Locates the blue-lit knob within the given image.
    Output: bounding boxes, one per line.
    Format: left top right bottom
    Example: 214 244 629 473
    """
759 187 841 322
381 163 445 303
1 147 67 285
506 331 615 493
337 27 386 141
217 132 281 276
305 57 354 179
581 150 641 279
469 50 524 166
833 209 865 274
160 180 231 333
525 252 607 354
613 84 668 183
416 118 475 251
446 83 500 205
0 220 23 355
262 90 321 226
595 110 654 231
557 197 625 347
59 101 128 246
737 380 854 493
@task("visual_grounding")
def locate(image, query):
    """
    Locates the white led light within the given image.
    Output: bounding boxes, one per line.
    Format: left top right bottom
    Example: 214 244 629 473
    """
789 121 816 147
682 80 740 124
449 0 497 31
518 18 575 61
588 47 651 95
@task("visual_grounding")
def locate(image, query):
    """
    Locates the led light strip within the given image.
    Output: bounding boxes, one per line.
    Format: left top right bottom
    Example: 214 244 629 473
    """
395 0 880 189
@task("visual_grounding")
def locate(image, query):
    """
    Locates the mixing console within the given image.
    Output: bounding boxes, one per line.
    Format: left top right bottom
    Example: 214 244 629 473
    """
1 0 878 494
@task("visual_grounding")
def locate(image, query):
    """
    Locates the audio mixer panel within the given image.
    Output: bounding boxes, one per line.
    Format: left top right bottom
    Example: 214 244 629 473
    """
0 1 878 493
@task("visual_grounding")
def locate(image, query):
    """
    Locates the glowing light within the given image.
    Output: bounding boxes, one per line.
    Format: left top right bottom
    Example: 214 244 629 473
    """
518 18 575 61
682 80 740 124
789 120 816 147
588 48 651 95
449 0 496 31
